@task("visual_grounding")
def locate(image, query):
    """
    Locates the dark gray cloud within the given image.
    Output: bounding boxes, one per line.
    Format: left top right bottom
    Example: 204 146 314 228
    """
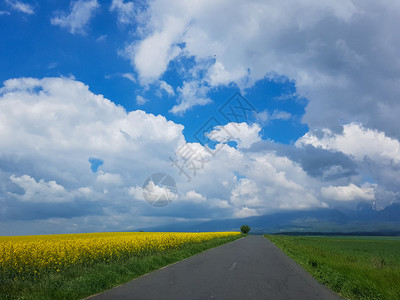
248 140 358 182
0 197 105 221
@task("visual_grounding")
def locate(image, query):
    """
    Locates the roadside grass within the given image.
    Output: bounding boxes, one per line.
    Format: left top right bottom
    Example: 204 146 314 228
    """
0 235 241 300
265 235 400 300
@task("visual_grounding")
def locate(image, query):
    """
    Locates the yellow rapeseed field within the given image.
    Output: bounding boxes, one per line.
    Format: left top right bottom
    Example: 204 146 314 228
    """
0 231 239 279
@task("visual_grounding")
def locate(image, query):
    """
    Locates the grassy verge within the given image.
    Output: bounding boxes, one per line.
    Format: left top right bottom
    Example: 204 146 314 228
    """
1 235 241 300
265 235 400 300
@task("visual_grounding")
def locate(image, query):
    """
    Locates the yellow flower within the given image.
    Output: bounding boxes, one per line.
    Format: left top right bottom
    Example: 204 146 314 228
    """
0 231 239 279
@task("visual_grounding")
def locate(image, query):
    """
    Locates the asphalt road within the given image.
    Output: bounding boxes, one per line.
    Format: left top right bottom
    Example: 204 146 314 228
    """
89 235 342 300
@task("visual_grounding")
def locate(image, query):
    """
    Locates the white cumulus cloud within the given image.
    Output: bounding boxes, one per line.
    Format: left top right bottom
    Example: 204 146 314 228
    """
296 123 400 164
159 80 175 96
321 183 376 202
170 80 211 114
127 0 400 138
6 0 34 15
51 0 99 34
183 190 206 203
110 0 136 24
136 95 148 105
208 122 261 149
9 175 73 203
2 76 399 233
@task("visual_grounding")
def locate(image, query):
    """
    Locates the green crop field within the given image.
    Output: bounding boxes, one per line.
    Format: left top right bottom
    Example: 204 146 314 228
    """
266 235 400 300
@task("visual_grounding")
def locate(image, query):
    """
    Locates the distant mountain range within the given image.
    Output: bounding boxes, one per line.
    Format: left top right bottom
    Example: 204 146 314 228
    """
140 203 400 234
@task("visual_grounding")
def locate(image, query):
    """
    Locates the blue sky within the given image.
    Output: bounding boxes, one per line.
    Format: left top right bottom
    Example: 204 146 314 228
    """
0 0 307 144
1 0 400 235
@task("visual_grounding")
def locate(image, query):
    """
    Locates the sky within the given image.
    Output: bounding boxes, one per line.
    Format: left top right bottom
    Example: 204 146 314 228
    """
1 0 400 235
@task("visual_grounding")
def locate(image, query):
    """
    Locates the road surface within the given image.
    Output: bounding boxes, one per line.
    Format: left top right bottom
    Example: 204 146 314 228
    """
89 235 342 300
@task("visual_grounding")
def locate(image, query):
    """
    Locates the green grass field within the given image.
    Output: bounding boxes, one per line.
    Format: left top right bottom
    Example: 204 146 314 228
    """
266 235 400 300
0 235 241 300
